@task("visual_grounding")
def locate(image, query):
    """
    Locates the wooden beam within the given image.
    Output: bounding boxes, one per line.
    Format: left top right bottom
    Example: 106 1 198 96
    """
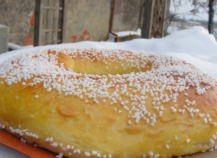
43 29 61 32
141 0 155 39
208 0 214 34
61 0 67 43
34 0 43 46
42 6 63 10
162 0 170 37
46 0 54 45
44 39 61 44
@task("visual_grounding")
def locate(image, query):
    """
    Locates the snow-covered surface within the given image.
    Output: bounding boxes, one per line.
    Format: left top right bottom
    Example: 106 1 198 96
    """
0 144 28 158
167 26 180 34
0 24 7 28
8 42 34 50
108 29 141 42
8 42 23 50
0 26 217 157
115 28 141 37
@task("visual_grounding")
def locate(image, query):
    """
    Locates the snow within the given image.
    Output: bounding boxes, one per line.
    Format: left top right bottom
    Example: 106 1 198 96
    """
115 28 141 37
8 42 34 50
1 26 217 80
108 29 141 42
0 26 217 157
0 144 28 158
167 26 180 34
8 42 23 50
0 24 7 27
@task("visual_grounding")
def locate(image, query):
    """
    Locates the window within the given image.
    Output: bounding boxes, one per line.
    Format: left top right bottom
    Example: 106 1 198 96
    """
34 0 66 46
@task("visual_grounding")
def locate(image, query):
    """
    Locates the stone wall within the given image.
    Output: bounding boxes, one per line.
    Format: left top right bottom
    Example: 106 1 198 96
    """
0 0 35 46
65 0 144 42
65 0 111 43
113 0 144 32
0 0 144 45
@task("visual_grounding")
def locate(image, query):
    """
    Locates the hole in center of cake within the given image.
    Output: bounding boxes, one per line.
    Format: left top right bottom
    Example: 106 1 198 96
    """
54 51 152 76
72 59 152 76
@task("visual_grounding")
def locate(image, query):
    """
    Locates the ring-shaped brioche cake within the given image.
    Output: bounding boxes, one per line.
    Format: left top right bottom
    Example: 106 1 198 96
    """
0 48 217 158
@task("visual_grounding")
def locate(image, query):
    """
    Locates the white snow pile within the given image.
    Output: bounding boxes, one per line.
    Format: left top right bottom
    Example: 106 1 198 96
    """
0 26 217 80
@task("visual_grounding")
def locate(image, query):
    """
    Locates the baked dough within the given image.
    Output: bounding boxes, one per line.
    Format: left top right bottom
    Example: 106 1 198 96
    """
0 48 217 158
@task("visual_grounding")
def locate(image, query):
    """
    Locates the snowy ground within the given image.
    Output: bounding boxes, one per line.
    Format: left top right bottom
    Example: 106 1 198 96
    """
0 26 217 157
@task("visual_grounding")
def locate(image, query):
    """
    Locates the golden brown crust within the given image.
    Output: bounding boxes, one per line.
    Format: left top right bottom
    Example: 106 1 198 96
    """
0 48 217 158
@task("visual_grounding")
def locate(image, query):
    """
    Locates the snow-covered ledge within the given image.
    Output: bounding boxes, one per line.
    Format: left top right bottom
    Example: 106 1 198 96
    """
8 42 23 50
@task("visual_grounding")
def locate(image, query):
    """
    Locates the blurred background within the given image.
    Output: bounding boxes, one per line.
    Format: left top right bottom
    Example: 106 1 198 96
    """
0 0 216 52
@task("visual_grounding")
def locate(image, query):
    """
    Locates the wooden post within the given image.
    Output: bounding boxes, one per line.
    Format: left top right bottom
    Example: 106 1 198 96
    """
34 0 43 46
162 0 170 37
61 0 67 43
47 0 54 44
208 0 214 34
141 0 155 38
